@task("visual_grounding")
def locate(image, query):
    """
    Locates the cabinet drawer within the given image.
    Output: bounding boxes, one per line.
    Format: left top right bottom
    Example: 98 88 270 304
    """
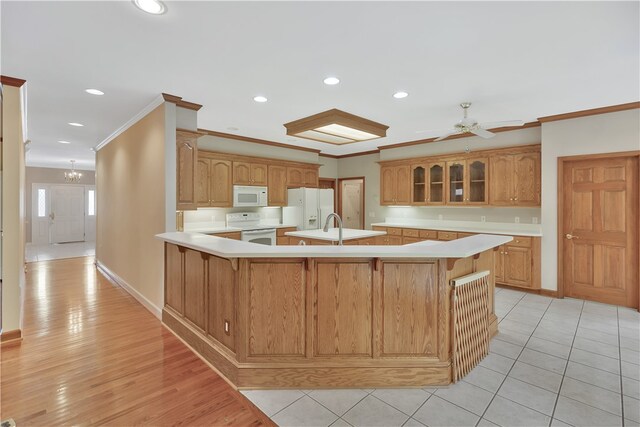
437 231 458 241
209 231 241 240
508 236 532 248
457 232 475 238
387 236 403 245
372 226 387 232
418 230 438 239
386 227 402 236
358 237 376 246
277 227 297 237
402 228 419 237
276 237 290 245
402 237 421 245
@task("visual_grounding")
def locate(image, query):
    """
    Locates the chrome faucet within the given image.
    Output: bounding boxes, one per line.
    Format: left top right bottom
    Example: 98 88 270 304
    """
322 213 343 246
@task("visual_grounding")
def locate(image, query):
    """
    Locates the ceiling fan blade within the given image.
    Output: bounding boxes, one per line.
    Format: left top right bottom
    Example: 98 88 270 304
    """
480 120 525 129
434 131 458 142
471 128 495 139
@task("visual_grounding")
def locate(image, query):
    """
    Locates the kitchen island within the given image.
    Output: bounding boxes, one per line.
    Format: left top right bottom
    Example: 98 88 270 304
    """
157 232 511 388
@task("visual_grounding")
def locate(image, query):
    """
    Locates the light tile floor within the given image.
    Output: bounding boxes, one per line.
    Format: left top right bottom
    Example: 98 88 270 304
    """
25 241 95 262
241 287 640 427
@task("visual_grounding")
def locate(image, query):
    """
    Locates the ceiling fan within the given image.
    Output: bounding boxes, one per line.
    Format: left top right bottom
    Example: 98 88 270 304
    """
428 102 525 142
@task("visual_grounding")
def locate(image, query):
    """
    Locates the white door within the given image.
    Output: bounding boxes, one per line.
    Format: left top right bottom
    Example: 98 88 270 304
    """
341 180 363 229
32 184 51 244
50 185 85 243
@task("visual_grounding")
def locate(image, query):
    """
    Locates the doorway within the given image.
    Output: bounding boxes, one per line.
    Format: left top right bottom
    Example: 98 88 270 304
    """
558 152 639 308
338 177 365 229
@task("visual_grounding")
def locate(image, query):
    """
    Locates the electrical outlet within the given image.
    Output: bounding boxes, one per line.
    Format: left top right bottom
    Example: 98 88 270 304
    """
481 216 486 222
532 217 539 224
438 214 443 220
515 216 520 223
369 212 376 218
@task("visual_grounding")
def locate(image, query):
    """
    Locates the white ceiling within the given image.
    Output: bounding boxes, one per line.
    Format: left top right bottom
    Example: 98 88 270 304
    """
2 1 638 169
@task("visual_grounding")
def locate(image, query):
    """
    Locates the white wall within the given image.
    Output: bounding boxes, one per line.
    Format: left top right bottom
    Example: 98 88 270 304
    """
318 155 338 179
540 109 640 291
1 83 27 333
199 134 319 164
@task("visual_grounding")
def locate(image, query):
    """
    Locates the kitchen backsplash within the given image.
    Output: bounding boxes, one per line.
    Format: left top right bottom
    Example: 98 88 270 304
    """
184 207 283 227
379 206 541 224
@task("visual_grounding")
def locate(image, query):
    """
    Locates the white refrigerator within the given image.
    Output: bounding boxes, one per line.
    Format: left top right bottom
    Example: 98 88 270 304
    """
282 188 335 230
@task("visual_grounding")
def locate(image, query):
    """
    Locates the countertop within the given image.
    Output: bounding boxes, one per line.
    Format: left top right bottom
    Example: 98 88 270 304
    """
285 228 386 242
156 231 512 259
371 220 542 237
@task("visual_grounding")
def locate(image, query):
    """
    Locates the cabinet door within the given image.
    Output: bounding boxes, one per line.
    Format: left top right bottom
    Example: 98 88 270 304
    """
411 164 427 205
303 168 319 187
287 167 304 187
494 246 505 283
446 161 466 204
251 163 268 186
514 152 541 206
176 132 198 210
387 235 403 245
395 165 412 204
504 246 532 288
427 162 445 205
268 165 288 206
380 166 397 205
467 158 488 204
210 159 233 207
196 158 211 207
233 161 252 185
490 155 515 205
184 249 206 331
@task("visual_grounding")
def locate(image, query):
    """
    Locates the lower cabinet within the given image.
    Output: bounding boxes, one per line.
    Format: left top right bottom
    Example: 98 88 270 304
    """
207 231 241 240
494 237 540 289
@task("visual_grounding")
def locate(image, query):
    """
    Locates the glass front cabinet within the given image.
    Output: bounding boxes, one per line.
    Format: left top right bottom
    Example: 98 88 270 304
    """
410 163 446 205
411 164 426 204
446 158 488 205
427 162 445 205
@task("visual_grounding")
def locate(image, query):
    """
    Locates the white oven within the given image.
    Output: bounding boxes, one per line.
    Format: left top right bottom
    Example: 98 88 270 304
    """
241 228 276 246
233 186 268 207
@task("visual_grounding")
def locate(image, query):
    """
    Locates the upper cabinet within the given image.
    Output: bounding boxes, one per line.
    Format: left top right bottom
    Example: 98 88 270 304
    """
197 157 233 207
176 130 199 210
381 165 410 205
490 152 540 206
380 145 540 208
287 166 318 187
268 165 288 206
233 162 268 186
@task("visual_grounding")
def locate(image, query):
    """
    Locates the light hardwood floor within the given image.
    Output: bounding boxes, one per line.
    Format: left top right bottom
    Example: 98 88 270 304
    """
0 256 273 426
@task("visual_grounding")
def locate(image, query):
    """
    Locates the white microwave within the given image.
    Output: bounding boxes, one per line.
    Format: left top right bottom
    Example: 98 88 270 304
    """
233 186 268 207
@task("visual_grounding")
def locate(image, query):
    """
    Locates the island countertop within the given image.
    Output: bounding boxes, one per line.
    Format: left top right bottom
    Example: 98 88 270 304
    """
156 231 512 259
284 228 386 242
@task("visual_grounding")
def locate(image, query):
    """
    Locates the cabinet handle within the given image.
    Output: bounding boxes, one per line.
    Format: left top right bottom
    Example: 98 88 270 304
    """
510 197 513 201
514 197 518 201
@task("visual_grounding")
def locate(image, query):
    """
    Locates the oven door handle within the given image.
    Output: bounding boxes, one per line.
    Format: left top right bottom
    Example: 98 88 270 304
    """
242 229 276 235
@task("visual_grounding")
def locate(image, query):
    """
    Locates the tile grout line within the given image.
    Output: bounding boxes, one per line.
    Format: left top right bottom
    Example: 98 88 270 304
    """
475 294 556 426
304 389 372 424
548 298 585 425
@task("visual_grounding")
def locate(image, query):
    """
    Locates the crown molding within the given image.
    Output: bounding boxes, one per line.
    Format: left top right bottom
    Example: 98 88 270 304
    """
537 101 640 123
320 149 381 159
95 94 164 151
162 93 203 111
0 75 26 87
198 128 322 154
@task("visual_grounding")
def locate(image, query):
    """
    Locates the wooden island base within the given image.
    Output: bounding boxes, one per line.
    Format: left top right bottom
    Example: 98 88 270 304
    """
163 243 498 388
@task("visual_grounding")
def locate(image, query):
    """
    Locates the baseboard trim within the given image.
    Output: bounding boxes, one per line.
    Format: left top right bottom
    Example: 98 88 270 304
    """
496 283 558 298
96 261 162 319
1 329 23 346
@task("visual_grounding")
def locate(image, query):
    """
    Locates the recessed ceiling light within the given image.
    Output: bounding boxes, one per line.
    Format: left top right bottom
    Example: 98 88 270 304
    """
68 122 84 127
85 88 104 96
58 140 71 144
133 0 166 15
323 77 340 85
393 91 409 99
253 96 268 103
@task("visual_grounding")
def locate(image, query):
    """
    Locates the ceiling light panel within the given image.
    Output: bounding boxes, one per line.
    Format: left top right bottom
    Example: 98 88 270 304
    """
284 108 388 146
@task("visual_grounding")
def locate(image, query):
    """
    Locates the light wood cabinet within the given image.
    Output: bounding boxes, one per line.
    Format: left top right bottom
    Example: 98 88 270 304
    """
380 165 411 205
233 161 268 186
494 236 540 289
380 144 540 207
176 130 199 210
286 166 318 188
446 158 488 205
303 168 319 187
490 152 540 206
207 231 241 240
268 165 288 206
197 157 233 208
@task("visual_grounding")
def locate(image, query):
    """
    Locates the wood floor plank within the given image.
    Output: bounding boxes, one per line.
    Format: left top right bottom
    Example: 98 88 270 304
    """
1 256 273 426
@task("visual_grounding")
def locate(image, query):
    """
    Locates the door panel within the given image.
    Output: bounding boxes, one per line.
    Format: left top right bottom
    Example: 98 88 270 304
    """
395 165 411 204
196 159 211 207
489 155 514 205
380 166 396 205
504 246 532 287
51 185 85 243
233 162 252 185
563 156 639 308
210 159 232 207
514 152 541 205
251 163 268 185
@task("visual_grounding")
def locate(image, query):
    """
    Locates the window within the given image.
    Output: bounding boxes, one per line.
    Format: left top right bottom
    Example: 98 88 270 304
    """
37 189 46 217
88 190 95 216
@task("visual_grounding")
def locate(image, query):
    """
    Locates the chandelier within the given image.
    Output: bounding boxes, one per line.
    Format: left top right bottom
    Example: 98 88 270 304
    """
64 160 82 183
